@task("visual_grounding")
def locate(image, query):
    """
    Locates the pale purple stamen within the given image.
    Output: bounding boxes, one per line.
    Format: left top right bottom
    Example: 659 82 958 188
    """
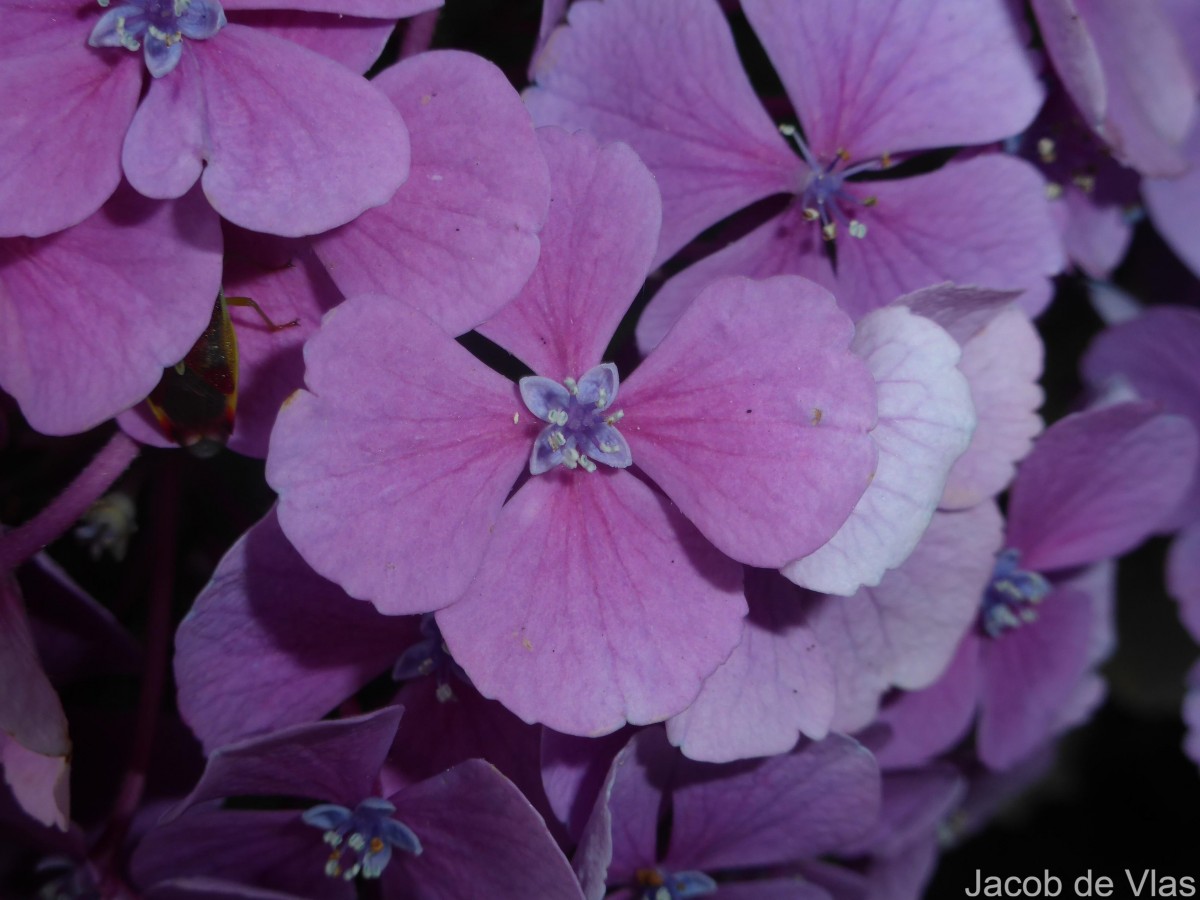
980 547 1052 638
520 362 632 475
88 0 226 78
301 798 421 881
780 124 879 241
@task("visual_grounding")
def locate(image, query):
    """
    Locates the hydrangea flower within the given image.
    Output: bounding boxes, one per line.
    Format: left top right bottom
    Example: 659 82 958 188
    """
172 507 561 830
569 727 881 899
527 0 1063 331
0 0 431 238
1082 304 1200 768
871 401 1198 769
131 708 584 898
267 127 880 736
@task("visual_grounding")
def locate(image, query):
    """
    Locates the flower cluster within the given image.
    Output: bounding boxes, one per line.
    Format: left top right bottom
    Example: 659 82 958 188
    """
2 0 1198 897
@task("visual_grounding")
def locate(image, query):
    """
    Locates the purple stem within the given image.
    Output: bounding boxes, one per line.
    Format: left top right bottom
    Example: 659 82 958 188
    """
0 431 139 575
400 8 439 59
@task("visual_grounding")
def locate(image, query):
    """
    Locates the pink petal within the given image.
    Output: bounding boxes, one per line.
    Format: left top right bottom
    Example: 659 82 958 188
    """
664 733 881 872
124 26 409 236
0 185 222 435
1007 402 1199 573
315 51 550 335
623 275 878 568
666 570 836 763
133 808 350 900
224 245 339 458
1143 125 1200 278
873 635 983 770
978 588 1095 769
478 127 660 376
385 760 584 900
436 471 746 736
0 17 141 238
743 0 1043 161
221 0 439 13
170 708 402 818
540 727 631 846
267 293 531 615
936 307 1044 510
227 10 396 73
831 155 1065 321
635 207 834 354
0 735 70 832
812 502 1002 733
1036 0 1196 175
783 306 974 594
0 579 70 829
1029 0 1106 126
1058 174 1136 280
175 509 415 753
1082 304 1200 528
525 0 799 264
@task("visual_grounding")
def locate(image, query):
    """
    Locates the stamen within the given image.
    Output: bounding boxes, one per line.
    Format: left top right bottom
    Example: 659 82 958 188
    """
303 799 421 882
778 122 880 243
1037 137 1057 164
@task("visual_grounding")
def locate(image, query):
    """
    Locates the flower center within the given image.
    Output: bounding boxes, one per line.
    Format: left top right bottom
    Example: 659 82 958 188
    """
633 868 718 900
519 363 631 475
89 0 226 78
302 798 421 881
979 548 1051 638
780 124 880 242
392 614 469 703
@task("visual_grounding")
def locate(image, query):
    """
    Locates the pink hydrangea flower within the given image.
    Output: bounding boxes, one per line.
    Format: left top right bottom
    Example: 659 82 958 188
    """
267 128 880 736
0 0 433 239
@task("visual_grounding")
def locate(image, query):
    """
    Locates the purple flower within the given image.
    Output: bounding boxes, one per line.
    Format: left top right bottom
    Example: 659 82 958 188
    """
267 127 880 736
527 0 1063 330
0 0 425 238
89 0 228 79
131 708 585 898
172 509 560 830
874 402 1198 769
571 727 881 899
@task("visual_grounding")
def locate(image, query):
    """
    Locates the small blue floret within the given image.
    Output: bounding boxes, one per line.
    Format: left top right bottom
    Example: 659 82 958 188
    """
88 0 226 78
520 363 632 475
302 797 421 881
